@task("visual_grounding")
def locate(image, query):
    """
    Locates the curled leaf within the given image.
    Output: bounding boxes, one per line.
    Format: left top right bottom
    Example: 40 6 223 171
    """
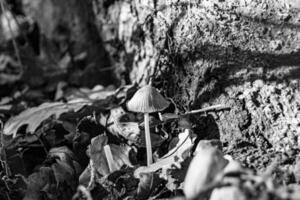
101 107 167 147
184 146 228 200
136 172 163 200
209 186 247 200
135 129 193 177
136 173 154 200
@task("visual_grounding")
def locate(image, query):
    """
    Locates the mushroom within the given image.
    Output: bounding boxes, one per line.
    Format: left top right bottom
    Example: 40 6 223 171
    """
127 85 170 166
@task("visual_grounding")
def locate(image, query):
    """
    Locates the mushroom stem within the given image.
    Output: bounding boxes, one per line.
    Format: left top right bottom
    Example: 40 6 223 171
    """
144 113 153 166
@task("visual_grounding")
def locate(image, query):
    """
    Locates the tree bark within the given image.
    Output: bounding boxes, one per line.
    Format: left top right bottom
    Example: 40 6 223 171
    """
95 0 300 152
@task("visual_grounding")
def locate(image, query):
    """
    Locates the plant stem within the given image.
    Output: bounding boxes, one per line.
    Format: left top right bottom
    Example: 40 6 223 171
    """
181 104 230 116
77 185 93 200
144 113 153 166
0 120 10 176
104 144 117 173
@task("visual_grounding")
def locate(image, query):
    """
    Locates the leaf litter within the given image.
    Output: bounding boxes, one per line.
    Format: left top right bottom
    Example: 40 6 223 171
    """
0 83 298 200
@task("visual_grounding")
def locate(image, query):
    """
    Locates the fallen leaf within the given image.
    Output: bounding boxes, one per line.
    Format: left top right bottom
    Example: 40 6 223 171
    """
102 107 167 147
194 139 223 154
65 84 137 105
5 143 47 176
23 167 55 200
73 116 105 166
4 100 92 137
209 186 247 200
65 85 115 101
136 172 164 200
87 135 135 176
134 129 193 177
163 157 192 191
48 146 82 175
23 146 81 200
98 168 139 199
183 146 228 200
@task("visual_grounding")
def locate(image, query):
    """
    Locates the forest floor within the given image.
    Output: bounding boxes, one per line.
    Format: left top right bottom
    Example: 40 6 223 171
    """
1 0 300 200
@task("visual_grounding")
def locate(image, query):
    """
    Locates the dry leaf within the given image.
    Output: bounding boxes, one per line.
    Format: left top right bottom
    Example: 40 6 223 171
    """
87 135 134 176
136 172 163 200
24 146 80 200
102 107 167 147
134 129 193 177
4 100 91 137
209 186 247 200
23 167 55 200
65 85 115 101
183 146 228 200
65 84 137 104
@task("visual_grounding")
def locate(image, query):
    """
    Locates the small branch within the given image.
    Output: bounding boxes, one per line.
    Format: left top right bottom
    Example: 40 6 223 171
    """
87 160 96 190
181 104 231 116
0 120 11 177
74 185 93 200
34 133 48 155
104 144 118 173
160 104 231 122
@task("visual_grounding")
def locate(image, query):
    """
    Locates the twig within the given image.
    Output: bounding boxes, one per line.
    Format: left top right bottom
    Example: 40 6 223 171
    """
104 144 118 173
98 65 116 72
5 192 11 200
0 175 12 200
87 160 96 190
159 104 231 122
0 120 11 177
188 0 191 19
181 104 231 116
74 185 93 200
34 133 48 155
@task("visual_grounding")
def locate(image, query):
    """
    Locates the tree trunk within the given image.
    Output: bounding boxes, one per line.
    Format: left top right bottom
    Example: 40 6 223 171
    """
95 0 300 160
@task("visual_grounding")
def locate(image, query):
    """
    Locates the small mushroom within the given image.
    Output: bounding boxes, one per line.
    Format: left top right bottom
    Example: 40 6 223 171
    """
127 85 170 166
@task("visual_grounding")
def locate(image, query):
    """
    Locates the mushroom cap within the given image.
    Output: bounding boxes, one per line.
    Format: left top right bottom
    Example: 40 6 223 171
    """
127 85 170 113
